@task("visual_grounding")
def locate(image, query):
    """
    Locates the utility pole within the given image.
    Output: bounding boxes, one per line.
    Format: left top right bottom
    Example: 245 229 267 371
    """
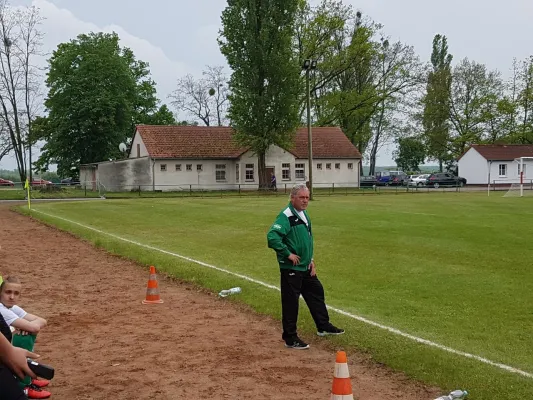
302 59 317 199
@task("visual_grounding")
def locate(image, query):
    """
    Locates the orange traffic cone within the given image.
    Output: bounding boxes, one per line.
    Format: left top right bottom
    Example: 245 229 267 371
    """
330 351 354 400
142 266 164 304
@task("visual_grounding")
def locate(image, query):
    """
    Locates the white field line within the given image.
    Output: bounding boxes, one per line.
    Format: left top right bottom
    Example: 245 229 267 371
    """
33 209 533 379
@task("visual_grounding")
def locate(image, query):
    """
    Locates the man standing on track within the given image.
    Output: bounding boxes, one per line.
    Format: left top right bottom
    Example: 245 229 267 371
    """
267 183 344 349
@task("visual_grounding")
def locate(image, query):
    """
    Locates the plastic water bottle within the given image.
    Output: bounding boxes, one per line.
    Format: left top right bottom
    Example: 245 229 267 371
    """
434 389 468 400
218 287 242 297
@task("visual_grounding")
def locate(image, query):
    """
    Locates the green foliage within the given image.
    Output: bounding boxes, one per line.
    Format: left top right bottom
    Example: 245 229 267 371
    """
295 2 378 154
422 34 453 171
393 137 426 172
449 58 504 155
35 32 167 177
219 0 301 187
137 104 177 126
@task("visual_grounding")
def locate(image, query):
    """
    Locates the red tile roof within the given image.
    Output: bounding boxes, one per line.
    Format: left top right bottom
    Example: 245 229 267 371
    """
135 125 361 159
136 126 246 159
465 144 533 161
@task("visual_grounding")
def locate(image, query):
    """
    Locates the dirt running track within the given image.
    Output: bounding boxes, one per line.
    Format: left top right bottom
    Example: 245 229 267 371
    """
0 207 440 400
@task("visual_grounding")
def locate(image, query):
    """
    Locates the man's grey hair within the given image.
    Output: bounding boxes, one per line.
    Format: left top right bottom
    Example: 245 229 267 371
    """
290 183 309 197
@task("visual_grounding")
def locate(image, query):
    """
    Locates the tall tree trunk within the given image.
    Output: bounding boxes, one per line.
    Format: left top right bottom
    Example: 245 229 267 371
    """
257 151 268 189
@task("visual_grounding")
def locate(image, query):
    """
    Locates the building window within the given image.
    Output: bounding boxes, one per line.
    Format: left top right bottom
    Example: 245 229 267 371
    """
216 164 226 181
175 164 181 171
499 164 507 177
136 143 140 158
197 164 203 172
295 163 305 180
282 163 291 180
160 164 167 172
245 163 254 181
236 164 240 182
326 163 331 170
335 163 340 169
348 163 353 170
317 163 322 170
186 164 192 171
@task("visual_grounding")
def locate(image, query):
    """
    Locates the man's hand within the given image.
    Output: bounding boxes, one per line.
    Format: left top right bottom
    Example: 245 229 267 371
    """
309 260 316 277
288 253 300 265
2 346 39 380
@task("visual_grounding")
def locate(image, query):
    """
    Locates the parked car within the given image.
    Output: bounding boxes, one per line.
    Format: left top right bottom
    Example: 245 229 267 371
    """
390 172 409 186
426 173 467 188
31 178 53 187
408 174 430 186
360 175 378 187
61 177 80 186
375 170 406 186
0 178 14 186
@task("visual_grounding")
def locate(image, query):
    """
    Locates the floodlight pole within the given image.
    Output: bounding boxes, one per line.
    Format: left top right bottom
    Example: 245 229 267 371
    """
302 59 317 200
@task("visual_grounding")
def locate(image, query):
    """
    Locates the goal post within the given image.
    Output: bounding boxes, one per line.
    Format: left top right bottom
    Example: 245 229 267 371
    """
503 157 533 197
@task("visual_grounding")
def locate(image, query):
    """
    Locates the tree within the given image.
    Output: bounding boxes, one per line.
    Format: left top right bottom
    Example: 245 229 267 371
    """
295 5 378 157
137 104 177 125
448 58 503 155
204 65 229 126
219 0 301 188
516 56 533 143
367 38 425 175
170 65 228 126
393 137 426 172
0 1 43 182
36 32 165 177
422 34 453 172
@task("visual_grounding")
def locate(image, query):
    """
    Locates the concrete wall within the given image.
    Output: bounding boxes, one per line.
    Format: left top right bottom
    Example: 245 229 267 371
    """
89 158 152 191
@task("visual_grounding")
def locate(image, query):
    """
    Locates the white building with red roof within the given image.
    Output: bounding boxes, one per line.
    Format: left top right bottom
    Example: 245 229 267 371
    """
80 125 362 192
458 144 533 185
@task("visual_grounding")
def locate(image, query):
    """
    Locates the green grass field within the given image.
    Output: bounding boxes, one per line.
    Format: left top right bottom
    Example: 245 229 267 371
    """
19 192 533 399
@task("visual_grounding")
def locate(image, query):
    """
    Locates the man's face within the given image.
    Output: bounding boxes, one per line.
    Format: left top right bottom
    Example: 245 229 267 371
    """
291 188 310 211
0 283 21 308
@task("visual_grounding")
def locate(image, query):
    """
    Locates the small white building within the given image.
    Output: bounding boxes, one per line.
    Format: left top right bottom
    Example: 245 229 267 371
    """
458 144 533 185
80 125 362 192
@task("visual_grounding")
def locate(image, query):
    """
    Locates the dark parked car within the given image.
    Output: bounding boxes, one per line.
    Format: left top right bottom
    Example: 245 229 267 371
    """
360 175 378 187
390 173 409 186
61 177 80 186
426 173 467 188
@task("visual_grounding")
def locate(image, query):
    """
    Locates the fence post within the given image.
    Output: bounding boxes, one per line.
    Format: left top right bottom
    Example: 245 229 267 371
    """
238 184 241 195
139 185 141 196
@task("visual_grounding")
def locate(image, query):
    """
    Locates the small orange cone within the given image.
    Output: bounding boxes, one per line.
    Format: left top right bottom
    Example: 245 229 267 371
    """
142 266 164 304
330 351 354 400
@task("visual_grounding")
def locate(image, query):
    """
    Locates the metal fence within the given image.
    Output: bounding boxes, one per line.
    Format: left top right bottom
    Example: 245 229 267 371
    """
0 180 476 201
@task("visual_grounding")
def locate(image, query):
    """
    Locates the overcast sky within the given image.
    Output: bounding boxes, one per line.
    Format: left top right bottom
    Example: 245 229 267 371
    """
2 0 532 171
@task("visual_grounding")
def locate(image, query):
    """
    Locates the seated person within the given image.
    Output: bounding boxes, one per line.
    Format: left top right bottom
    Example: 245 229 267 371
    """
0 276 51 399
0 311 39 400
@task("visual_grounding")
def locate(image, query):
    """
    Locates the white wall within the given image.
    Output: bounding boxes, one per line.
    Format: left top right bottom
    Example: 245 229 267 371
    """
153 159 238 191
458 148 489 184
488 160 533 184
129 130 149 158
458 148 533 184
312 159 360 187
